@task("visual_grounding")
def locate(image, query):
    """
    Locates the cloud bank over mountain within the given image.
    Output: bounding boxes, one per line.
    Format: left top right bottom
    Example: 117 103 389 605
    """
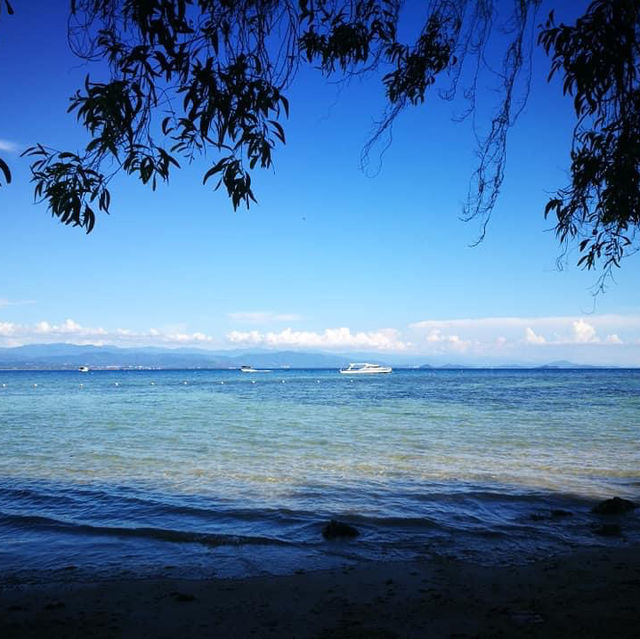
0 314 637 366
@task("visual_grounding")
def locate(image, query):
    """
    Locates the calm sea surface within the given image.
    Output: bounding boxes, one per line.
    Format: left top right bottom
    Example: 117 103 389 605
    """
1 368 639 581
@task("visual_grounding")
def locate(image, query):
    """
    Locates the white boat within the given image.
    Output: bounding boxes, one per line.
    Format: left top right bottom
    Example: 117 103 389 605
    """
240 365 271 373
339 362 392 375
78 366 90 373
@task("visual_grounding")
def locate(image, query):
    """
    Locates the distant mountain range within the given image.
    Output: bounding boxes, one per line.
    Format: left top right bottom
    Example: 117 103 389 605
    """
0 344 352 370
0 343 621 370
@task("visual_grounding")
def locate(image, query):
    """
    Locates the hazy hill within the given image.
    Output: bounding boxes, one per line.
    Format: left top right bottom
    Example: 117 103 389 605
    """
0 344 617 370
0 344 357 370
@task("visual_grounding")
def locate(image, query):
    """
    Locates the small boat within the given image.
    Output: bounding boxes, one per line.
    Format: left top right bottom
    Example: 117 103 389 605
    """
239 365 271 373
78 366 90 373
339 362 392 375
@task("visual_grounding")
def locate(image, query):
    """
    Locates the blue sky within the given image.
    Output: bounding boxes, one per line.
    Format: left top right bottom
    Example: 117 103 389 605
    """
1 1 639 365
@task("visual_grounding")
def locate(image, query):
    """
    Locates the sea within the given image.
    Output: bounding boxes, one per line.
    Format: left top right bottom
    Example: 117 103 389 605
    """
0 368 639 583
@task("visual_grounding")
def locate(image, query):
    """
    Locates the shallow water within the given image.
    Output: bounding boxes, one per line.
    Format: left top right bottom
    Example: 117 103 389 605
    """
1 368 639 581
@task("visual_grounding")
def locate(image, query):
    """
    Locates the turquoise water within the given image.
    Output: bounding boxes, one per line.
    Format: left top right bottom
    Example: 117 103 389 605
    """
1 368 639 581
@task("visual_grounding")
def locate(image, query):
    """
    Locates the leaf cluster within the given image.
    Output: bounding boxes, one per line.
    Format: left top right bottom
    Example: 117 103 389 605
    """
299 0 398 72
540 0 640 283
383 13 457 106
28 145 110 231
25 0 297 230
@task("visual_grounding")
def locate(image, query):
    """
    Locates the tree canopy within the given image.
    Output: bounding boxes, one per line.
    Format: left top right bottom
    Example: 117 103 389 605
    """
1 0 639 282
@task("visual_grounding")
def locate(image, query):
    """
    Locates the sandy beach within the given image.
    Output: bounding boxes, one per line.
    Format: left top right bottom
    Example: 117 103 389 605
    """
2 546 639 638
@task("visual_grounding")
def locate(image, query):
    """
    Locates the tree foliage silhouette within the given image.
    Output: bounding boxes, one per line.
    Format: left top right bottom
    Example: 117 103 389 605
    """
540 0 640 277
1 1 638 281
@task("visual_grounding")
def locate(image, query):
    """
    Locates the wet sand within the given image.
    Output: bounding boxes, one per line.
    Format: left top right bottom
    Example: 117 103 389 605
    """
2 546 639 638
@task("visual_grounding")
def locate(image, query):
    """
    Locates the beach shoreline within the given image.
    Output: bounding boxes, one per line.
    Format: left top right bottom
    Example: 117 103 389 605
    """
2 546 639 638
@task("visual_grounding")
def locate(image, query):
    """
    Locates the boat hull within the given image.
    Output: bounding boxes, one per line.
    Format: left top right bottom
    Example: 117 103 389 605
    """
339 364 392 374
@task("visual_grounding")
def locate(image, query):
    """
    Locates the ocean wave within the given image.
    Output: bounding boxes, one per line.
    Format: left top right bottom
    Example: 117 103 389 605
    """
0 511 292 548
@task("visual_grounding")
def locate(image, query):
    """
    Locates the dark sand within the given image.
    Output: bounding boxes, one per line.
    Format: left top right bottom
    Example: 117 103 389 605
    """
2 547 639 638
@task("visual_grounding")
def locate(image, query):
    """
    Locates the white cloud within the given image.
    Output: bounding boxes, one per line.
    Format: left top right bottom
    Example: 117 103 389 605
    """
173 331 212 343
525 327 546 344
411 316 549 331
0 321 17 336
423 329 471 352
227 311 302 323
3 319 410 352
226 327 409 351
411 314 640 347
32 319 88 335
0 319 218 348
572 319 598 343
410 314 640 333
405 314 640 364
0 139 19 153
0 298 36 308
